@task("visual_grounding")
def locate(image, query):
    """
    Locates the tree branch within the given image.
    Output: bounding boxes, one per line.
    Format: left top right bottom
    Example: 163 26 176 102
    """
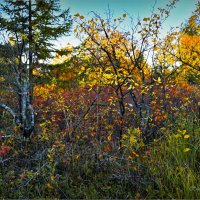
0 103 16 120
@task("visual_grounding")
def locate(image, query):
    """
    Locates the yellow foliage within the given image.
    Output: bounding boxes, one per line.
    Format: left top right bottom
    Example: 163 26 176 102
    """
184 134 190 139
179 34 200 71
129 135 137 145
178 129 186 135
46 183 53 189
183 148 191 153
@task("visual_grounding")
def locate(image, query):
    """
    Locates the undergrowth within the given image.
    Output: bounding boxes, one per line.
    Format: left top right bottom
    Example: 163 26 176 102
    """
0 114 199 199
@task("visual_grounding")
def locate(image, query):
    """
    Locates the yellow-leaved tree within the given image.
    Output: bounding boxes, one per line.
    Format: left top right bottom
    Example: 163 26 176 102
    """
72 0 178 141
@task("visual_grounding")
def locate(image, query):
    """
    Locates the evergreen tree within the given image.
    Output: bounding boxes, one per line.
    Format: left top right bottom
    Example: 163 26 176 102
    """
0 0 72 138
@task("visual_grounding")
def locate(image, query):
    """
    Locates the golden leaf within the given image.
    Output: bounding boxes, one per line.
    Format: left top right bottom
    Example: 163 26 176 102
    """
47 183 53 189
184 134 190 139
107 134 112 141
183 148 191 153
178 129 186 135
132 151 139 157
130 135 137 145
143 17 150 22
74 13 80 17
75 154 81 159
50 175 55 181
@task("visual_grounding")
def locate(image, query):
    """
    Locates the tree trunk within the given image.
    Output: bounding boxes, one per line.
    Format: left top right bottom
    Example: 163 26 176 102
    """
28 0 33 104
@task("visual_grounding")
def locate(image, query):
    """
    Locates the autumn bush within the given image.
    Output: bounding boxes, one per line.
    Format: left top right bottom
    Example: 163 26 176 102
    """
1 79 199 198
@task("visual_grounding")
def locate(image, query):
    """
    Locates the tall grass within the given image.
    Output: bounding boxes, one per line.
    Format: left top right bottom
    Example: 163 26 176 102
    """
145 116 200 199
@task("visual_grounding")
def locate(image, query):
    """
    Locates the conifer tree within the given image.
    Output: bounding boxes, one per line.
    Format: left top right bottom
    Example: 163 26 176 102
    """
0 0 72 137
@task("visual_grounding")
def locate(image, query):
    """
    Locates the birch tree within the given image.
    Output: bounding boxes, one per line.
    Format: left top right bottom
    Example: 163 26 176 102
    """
0 0 72 138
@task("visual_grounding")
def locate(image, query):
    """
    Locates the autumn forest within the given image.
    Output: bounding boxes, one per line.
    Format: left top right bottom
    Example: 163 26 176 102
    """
0 0 200 199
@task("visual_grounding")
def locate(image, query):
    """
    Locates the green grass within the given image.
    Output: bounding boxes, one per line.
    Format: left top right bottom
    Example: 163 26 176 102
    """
145 118 200 199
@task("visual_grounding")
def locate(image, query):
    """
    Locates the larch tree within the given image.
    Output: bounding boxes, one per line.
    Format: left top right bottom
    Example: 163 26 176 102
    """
0 0 72 138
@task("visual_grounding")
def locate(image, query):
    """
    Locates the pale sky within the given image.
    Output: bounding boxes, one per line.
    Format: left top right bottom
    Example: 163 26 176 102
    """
0 0 197 47
59 0 197 47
